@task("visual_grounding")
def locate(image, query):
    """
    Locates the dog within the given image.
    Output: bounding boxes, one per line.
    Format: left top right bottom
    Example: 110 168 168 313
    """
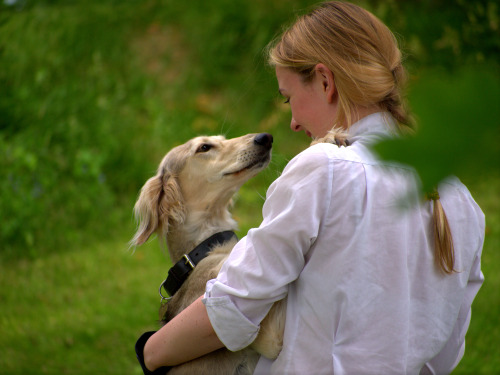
131 129 350 374
131 132 286 374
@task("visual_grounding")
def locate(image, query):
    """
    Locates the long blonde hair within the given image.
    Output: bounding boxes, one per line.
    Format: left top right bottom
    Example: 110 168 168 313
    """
268 1 455 274
268 1 411 131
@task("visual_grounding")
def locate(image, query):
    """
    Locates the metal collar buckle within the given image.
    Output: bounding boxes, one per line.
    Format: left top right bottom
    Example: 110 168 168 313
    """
183 253 195 269
158 279 171 303
157 254 194 303
158 231 238 300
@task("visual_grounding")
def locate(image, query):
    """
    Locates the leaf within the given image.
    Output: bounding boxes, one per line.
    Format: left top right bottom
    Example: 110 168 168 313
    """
373 66 500 193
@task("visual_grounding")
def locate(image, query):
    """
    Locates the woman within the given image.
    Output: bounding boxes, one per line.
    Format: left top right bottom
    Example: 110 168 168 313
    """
138 2 485 374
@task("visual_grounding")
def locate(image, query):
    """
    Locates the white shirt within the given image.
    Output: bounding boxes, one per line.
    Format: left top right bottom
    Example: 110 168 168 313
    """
203 112 485 375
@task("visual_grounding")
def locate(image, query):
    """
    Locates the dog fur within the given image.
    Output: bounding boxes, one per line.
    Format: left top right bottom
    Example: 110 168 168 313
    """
132 133 285 374
131 130 349 374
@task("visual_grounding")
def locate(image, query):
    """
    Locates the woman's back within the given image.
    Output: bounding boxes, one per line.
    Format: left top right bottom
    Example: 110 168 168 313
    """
263 113 485 374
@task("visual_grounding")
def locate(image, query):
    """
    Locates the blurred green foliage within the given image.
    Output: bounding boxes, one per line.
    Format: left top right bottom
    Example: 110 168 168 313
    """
375 0 500 70
0 0 498 257
0 0 308 257
1 2 151 255
371 0 500 193
375 66 500 194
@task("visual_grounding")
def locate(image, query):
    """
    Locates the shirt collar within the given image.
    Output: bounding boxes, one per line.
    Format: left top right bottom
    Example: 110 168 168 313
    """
348 112 399 145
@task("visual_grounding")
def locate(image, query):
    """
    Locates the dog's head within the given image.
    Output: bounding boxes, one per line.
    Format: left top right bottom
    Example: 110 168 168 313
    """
131 133 273 246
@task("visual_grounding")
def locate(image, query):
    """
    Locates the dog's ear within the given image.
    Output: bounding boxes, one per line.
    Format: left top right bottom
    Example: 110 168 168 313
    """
131 175 164 246
160 174 185 228
131 172 185 247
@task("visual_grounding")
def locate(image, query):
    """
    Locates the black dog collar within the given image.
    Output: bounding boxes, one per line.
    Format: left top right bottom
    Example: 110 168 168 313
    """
159 231 238 298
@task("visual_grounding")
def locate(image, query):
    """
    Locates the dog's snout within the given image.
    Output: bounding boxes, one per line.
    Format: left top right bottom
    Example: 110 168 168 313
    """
254 133 273 148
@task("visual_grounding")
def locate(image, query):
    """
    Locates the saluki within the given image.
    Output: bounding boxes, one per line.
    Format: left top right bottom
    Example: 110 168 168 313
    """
132 133 286 374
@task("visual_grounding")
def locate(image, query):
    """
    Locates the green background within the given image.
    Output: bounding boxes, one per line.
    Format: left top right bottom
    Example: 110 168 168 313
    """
1 0 499 373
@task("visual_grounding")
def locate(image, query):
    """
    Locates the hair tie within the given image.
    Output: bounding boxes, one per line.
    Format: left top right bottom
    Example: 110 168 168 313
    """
391 63 403 81
425 190 440 201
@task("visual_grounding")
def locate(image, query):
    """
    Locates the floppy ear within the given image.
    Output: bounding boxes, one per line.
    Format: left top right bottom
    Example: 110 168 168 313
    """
160 174 185 228
131 175 164 246
131 171 186 247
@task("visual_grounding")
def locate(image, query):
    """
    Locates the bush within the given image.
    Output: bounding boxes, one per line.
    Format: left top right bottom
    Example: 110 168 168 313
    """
0 3 153 256
1 0 498 258
0 0 311 257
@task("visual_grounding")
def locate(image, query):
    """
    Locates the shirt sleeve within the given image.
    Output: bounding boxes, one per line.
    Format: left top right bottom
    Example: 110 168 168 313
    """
420 248 485 375
203 144 334 351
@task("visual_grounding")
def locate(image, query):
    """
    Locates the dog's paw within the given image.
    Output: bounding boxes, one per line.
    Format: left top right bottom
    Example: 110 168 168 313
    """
311 127 350 147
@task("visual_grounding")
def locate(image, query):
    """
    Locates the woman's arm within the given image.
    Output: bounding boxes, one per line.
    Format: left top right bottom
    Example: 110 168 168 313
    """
143 147 333 371
143 295 224 371
420 251 484 374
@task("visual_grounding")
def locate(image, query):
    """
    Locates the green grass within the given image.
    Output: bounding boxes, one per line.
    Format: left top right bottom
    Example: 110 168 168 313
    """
0 176 499 374
454 174 500 375
0 232 164 374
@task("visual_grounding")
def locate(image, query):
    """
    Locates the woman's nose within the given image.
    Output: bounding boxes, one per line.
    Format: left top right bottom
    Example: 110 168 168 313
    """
290 118 301 132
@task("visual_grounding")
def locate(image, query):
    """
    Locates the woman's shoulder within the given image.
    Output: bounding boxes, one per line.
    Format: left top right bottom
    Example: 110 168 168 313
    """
273 143 364 193
291 142 352 163
296 141 369 167
268 143 340 196
279 143 332 178
439 177 485 221
283 142 344 174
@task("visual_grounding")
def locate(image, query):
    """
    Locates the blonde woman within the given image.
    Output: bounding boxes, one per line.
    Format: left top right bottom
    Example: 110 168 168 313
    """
138 2 485 374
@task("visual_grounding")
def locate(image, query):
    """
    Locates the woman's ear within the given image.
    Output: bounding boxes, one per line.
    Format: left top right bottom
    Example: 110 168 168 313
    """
314 63 336 103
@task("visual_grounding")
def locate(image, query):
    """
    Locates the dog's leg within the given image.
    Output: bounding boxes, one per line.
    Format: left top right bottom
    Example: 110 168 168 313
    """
250 298 287 360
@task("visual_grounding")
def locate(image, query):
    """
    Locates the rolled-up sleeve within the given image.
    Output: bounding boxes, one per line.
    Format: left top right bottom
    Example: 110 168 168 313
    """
203 145 334 351
203 294 260 351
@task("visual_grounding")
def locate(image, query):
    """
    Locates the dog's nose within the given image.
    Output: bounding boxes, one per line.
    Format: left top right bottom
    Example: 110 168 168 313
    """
254 133 273 147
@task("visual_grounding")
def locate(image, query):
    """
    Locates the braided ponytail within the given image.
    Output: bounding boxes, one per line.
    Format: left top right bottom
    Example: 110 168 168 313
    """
381 64 413 129
427 191 456 274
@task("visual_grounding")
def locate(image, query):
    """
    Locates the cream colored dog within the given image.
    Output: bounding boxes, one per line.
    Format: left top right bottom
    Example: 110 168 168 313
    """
132 133 286 375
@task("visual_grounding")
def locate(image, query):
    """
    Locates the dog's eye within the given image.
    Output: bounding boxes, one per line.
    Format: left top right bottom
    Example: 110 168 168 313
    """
196 144 212 153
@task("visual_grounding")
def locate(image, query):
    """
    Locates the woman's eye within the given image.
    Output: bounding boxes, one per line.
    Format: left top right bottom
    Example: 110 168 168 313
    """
196 144 212 153
284 98 290 104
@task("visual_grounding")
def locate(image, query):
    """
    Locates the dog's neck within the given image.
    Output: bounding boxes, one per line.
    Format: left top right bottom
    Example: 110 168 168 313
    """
166 207 238 263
